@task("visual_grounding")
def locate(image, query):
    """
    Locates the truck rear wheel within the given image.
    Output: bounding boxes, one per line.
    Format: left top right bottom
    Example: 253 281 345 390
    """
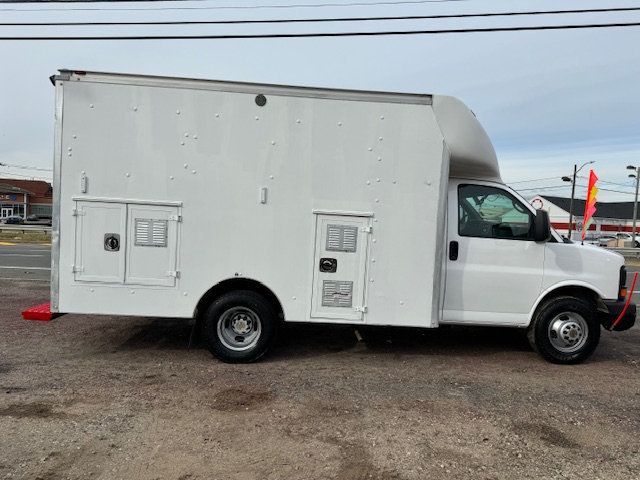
202 290 277 363
527 295 600 364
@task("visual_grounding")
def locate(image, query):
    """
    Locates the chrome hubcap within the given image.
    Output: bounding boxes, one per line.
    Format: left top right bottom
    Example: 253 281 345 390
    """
217 307 262 352
548 312 588 353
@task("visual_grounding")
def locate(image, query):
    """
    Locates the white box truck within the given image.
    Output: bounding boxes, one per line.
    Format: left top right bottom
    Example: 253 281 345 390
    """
40 70 635 364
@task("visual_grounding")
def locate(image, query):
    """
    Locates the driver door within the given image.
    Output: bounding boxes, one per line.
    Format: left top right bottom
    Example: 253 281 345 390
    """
443 181 545 326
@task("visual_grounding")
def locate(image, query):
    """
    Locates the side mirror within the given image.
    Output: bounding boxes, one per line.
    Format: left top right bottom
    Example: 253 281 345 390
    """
534 209 551 242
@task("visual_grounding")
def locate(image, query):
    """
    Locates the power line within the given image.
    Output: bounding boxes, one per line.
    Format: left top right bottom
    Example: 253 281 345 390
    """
516 184 636 195
2 21 640 40
3 6 639 27
507 176 565 185
0 0 470 13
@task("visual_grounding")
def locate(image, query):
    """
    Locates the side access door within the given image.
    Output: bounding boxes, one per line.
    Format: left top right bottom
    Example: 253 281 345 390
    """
443 181 545 326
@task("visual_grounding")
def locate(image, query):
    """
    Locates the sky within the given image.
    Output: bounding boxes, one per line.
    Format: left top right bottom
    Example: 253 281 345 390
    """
0 0 639 201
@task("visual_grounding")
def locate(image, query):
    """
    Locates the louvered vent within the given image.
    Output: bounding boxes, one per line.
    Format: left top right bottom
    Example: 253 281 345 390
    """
322 280 353 307
135 218 168 247
326 224 358 252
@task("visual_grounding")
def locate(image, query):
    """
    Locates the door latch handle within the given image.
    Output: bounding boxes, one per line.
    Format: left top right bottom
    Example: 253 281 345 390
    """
449 241 459 261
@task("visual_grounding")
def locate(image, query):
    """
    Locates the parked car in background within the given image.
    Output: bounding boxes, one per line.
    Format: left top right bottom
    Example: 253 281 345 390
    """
4 216 24 225
598 235 616 247
583 234 601 246
25 214 53 226
615 232 640 247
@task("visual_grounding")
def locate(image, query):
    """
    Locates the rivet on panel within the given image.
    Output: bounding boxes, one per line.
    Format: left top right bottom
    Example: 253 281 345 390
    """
368 147 373 152
169 176 174 180
370 278 374 283
373 218 378 223
269 175 274 180
193 135 198 140
90 288 94 292
372 239 377 243
376 178 380 182
183 292 188 296
125 172 130 177
392 180 397 184
377 157 382 162
255 116 260 121
184 133 189 137
271 141 276 145
89 104 94 108
338 122 343 127
400 301 404 305
427 181 432 186
296 119 301 124
215 113 220 118
176 110 181 114
67 147 72 152
180 141 185 146
130 290 135 294
72 135 77 139
183 164 188 169
192 170 197 174
366 180 371 185
375 199 380 203
133 106 138 112
372 259 376 263
292 296 297 300
67 152 72 157
380 115 385 120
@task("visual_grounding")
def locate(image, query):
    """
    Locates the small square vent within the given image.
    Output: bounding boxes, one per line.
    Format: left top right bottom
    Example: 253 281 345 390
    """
134 218 168 247
322 280 354 307
326 224 358 252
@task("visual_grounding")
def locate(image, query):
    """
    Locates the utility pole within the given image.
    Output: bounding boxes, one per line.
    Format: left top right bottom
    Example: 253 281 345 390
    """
562 161 594 240
627 165 640 243
567 164 577 239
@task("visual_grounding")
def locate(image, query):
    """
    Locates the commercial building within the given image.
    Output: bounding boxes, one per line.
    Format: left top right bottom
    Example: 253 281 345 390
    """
0 178 53 219
530 195 637 239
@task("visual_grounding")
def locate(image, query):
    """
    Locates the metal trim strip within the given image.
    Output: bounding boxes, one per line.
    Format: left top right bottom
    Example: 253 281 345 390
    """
56 70 433 106
71 196 183 207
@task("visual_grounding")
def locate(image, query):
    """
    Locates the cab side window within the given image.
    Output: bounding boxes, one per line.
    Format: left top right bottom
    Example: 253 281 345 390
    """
458 184 534 240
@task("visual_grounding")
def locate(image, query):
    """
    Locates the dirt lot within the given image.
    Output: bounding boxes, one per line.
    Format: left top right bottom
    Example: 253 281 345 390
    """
1 278 639 480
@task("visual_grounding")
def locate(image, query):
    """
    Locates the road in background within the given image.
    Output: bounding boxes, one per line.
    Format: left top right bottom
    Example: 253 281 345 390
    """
0 243 51 281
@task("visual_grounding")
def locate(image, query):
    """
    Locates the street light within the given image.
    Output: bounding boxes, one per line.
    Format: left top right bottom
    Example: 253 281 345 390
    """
627 165 640 243
562 160 595 239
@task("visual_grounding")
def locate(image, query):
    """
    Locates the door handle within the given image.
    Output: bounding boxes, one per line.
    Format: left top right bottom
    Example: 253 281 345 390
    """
449 241 459 261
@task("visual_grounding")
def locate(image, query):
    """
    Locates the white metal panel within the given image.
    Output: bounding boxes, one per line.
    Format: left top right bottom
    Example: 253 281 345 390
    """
73 201 126 283
125 204 179 287
311 214 369 321
55 73 449 323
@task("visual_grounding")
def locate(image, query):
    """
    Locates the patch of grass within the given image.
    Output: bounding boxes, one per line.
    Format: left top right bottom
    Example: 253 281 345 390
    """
0 231 51 244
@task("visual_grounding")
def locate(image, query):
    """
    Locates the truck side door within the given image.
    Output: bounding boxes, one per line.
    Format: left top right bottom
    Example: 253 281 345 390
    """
443 181 545 326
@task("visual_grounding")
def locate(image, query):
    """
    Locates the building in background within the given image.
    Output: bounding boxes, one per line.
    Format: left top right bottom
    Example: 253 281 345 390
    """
530 195 636 240
0 179 52 219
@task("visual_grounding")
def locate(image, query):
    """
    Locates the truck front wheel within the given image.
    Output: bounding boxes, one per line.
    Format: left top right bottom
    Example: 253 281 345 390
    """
202 290 277 363
527 295 600 364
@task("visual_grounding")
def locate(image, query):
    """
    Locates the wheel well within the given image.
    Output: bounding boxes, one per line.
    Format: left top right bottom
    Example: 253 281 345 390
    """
534 286 601 317
194 278 285 322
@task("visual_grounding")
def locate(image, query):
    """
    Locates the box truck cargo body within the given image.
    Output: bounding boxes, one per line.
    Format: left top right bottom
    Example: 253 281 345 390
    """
45 70 636 364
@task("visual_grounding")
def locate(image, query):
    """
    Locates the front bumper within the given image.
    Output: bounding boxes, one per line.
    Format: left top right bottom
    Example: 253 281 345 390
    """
599 299 637 331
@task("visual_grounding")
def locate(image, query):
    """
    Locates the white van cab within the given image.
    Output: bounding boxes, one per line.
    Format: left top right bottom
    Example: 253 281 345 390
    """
35 70 635 365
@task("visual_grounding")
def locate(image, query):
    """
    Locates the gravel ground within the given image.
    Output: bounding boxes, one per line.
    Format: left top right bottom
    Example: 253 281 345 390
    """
1 278 639 480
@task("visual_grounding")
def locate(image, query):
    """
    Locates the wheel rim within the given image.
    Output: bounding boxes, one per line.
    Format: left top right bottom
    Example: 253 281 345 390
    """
547 312 588 353
217 306 262 352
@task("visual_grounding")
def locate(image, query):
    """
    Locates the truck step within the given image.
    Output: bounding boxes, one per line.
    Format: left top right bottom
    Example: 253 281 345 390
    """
22 302 61 322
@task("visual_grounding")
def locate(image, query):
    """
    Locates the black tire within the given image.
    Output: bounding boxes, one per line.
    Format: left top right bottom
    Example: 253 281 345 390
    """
527 295 600 364
635 240 640 248
201 290 277 363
